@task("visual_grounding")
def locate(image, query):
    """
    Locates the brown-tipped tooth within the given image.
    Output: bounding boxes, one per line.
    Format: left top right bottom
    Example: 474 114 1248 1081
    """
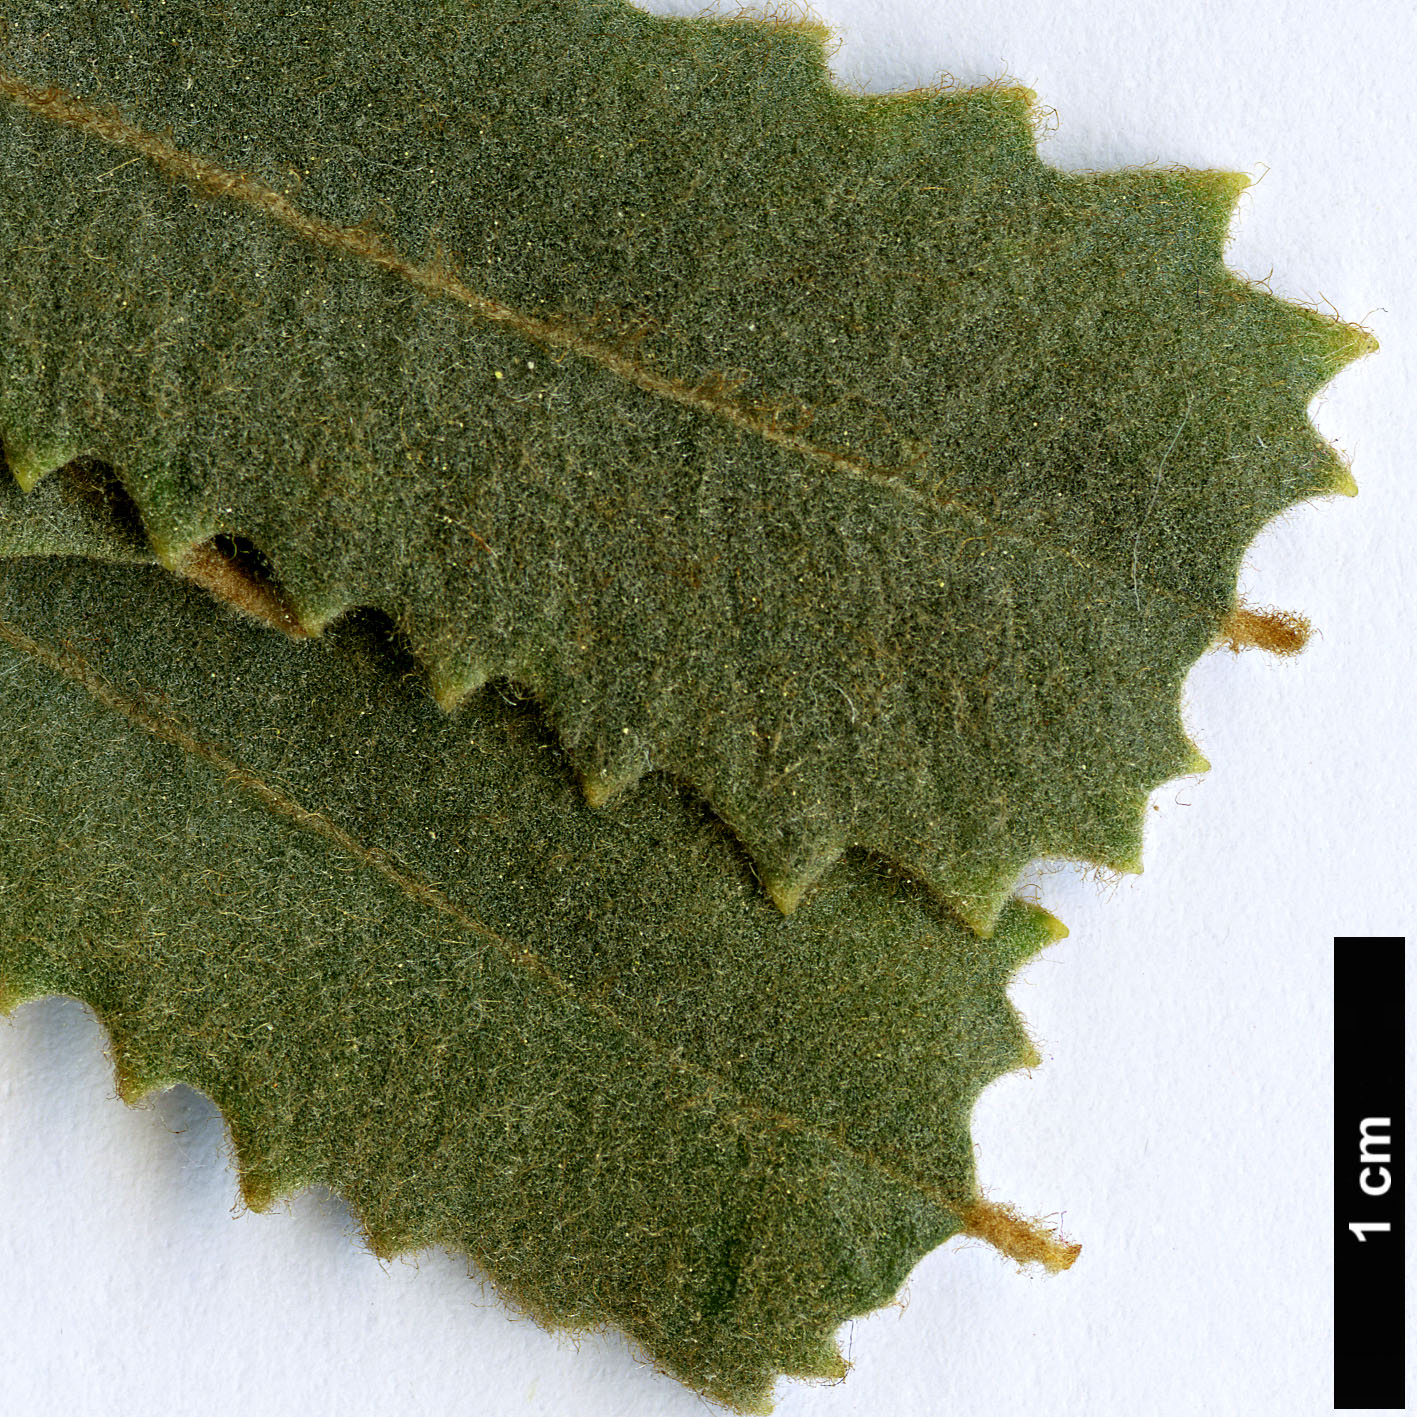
174 539 310 639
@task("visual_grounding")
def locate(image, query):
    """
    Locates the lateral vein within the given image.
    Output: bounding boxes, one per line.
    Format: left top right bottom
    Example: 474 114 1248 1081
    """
0 67 1220 619
0 604 1053 1245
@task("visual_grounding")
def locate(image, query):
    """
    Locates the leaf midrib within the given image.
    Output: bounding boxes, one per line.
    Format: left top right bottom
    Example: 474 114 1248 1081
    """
0 595 990 1222
0 67 1225 622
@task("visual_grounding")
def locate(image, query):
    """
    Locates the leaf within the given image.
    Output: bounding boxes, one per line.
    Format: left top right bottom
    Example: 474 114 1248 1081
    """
0 451 153 561
0 533 1075 1412
0 0 1373 928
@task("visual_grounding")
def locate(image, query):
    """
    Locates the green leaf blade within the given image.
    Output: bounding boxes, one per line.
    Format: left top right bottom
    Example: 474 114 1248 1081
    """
0 549 1063 1409
0 0 1371 925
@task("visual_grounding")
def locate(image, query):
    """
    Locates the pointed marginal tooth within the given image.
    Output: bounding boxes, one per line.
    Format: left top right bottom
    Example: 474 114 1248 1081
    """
1180 738 1212 775
1097 166 1249 249
150 523 221 573
579 757 650 810
357 1209 435 1265
1155 721 1211 779
730 6 833 56
764 873 806 916
1105 845 1144 876
988 82 1041 129
109 1035 173 1105
992 897 1069 972
428 657 492 712
284 589 354 638
0 980 35 1015
948 855 1034 938
776 1335 848 1387
956 893 1008 936
1310 322 1378 387
114 1068 172 1106
1177 166 1252 233
238 1168 279 1213
1293 438 1360 500
954 899 999 936
1316 316 1380 375
363 1227 404 1266
1277 301 1379 391
174 539 311 639
290 604 345 637
991 908 1057 1070
969 83 1042 158
2 434 80 493
1324 457 1360 499
1034 905 1069 946
761 838 845 916
1094 807 1146 877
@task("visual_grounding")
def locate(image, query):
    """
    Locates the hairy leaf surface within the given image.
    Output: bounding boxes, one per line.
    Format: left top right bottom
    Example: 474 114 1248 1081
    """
0 534 1071 1411
0 0 1372 926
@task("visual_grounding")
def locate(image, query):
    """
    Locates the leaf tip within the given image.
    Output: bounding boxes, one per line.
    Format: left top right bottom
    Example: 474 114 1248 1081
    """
959 1199 1080 1273
1219 604 1311 656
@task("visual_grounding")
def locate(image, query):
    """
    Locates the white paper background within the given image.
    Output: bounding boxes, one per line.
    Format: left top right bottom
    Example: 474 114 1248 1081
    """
1 2 1411 1413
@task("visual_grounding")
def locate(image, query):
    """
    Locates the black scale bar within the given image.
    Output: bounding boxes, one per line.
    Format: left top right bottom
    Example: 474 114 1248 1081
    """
1335 936 1406 1410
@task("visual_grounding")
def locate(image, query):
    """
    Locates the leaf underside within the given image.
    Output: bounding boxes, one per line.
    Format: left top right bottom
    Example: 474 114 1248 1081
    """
0 0 1372 928
0 540 1059 1411
0 0 1372 1404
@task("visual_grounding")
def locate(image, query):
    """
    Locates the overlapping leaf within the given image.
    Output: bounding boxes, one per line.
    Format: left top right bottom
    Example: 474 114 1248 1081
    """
0 0 1372 927
0 511 1071 1410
